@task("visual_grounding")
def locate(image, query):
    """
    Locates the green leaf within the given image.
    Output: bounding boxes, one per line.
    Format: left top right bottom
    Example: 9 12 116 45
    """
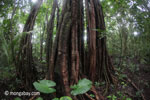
71 78 92 95
60 96 72 100
11 35 20 46
90 94 95 98
39 80 56 87
70 84 77 89
33 80 56 94
36 97 43 100
112 95 117 99
14 97 22 100
107 95 112 99
52 98 59 100
92 28 106 33
136 89 143 97
126 98 132 100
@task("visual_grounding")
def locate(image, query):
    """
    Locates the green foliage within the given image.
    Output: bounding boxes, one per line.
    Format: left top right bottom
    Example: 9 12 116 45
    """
95 81 105 87
39 80 56 87
36 97 43 100
120 82 127 89
107 95 117 100
93 29 108 39
52 98 60 100
52 96 72 100
33 80 56 94
126 98 132 100
33 79 92 99
136 89 143 97
0 0 14 17
0 66 15 79
116 91 123 97
0 32 12 64
95 82 100 87
90 94 95 98
119 74 127 80
140 58 147 64
70 78 92 95
14 97 22 100
60 96 72 100
129 63 139 73
107 93 132 100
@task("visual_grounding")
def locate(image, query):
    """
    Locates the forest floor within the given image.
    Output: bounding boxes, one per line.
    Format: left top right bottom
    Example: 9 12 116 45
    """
109 56 150 100
0 56 150 100
125 61 150 100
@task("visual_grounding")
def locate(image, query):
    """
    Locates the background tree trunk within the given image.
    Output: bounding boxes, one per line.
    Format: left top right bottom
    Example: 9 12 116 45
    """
46 0 58 73
17 0 43 91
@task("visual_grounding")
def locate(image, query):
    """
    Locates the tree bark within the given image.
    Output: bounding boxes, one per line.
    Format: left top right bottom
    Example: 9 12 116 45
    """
17 0 43 91
84 0 114 84
87 0 97 82
47 0 114 99
46 0 58 71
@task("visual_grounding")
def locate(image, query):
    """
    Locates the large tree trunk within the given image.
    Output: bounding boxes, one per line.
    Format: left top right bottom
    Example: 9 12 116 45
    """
47 0 114 99
17 0 43 91
85 0 114 83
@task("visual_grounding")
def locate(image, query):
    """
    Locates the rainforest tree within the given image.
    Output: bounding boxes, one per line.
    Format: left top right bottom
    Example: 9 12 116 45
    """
1 0 150 100
16 0 43 91
46 0 115 99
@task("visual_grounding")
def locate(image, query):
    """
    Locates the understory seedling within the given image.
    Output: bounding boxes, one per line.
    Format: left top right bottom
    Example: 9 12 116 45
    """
32 78 93 100
107 91 132 100
107 95 117 100
70 78 92 95
121 81 127 88
33 80 56 94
